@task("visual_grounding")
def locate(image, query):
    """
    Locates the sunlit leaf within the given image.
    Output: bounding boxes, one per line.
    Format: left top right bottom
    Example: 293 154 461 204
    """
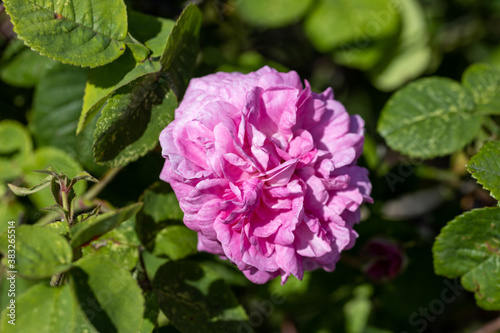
78 49 161 133
4 0 128 67
0 225 73 279
92 74 177 167
69 255 144 333
0 284 78 333
433 207 500 310
70 202 142 248
160 4 202 98
467 141 500 201
236 0 313 28
377 77 480 158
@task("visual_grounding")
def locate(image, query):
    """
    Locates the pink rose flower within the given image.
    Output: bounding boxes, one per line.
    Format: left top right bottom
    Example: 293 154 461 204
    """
159 66 372 284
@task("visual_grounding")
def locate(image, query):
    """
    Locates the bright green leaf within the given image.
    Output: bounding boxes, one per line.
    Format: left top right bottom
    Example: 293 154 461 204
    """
377 77 480 159
333 39 394 71
344 284 373 333
69 255 144 333
8 175 52 196
304 0 399 53
78 49 161 133
70 202 143 248
153 260 249 333
142 182 183 222
369 0 431 91
136 182 184 252
46 221 70 236
153 225 197 260
0 39 57 87
0 225 73 279
0 200 23 235
0 284 78 333
160 4 202 98
236 0 313 28
128 10 175 57
70 171 99 186
93 74 177 167
0 120 32 182
0 273 47 315
433 207 500 310
4 0 128 67
462 63 500 115
467 141 500 201
0 120 32 158
81 218 140 270
125 34 150 61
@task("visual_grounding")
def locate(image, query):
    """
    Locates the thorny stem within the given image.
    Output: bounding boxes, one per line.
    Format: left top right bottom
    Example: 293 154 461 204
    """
83 167 122 201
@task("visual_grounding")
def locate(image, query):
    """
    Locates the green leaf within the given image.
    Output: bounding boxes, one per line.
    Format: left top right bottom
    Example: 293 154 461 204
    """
462 63 500 115
125 34 150 62
70 202 143 248
344 285 373 333
4 0 128 67
0 200 23 235
136 182 184 252
153 225 197 260
0 120 32 182
142 182 184 222
7 175 52 196
0 120 32 158
69 255 144 333
0 40 57 87
160 4 202 98
0 225 73 279
140 291 159 333
30 64 101 168
21 147 85 208
377 77 480 159
46 221 70 236
81 218 140 270
433 207 500 310
68 171 99 191
304 0 400 53
0 273 47 315
467 141 500 201
333 39 394 72
50 177 62 206
369 0 431 91
236 0 314 28
128 10 175 57
153 260 249 333
0 284 78 333
78 49 161 133
93 74 177 167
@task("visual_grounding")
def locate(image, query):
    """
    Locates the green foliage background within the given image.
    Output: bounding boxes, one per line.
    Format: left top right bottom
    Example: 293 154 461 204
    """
0 0 500 332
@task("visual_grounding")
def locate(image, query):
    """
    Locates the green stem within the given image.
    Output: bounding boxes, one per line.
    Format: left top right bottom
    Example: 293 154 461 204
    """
484 116 500 138
50 272 64 287
83 167 122 201
61 189 72 226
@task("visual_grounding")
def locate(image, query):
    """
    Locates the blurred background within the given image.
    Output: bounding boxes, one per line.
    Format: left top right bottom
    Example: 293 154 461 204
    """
1 0 500 332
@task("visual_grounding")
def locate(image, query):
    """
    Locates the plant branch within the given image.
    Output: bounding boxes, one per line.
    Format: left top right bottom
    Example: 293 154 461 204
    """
83 167 122 201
